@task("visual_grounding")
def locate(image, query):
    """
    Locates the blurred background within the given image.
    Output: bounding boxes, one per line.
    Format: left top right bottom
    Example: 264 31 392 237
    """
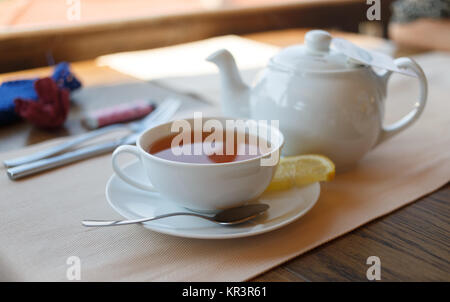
0 0 287 28
1 0 447 73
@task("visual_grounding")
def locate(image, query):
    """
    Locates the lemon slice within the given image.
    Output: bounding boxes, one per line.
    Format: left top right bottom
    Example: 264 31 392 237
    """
266 154 335 191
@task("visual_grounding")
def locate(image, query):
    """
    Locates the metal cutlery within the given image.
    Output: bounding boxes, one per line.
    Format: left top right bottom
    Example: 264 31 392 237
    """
3 98 180 168
6 98 180 180
82 203 269 227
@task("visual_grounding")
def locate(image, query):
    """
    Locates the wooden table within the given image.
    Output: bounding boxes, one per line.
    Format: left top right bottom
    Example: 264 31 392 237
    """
1 29 448 281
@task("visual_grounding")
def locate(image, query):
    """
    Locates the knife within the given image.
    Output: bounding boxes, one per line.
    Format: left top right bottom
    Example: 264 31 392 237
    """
7 99 180 180
7 136 133 180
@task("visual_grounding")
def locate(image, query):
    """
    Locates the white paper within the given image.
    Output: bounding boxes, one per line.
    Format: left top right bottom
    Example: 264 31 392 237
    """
332 38 417 77
97 35 280 81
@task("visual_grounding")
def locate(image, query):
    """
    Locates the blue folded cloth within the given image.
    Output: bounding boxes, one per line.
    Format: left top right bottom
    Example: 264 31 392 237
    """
0 62 82 125
51 62 82 91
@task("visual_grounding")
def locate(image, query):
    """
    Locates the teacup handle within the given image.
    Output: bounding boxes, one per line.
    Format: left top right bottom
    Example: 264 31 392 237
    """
376 57 428 146
112 145 157 192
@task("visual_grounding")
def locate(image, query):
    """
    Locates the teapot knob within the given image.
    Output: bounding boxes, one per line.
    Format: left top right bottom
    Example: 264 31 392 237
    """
305 30 332 54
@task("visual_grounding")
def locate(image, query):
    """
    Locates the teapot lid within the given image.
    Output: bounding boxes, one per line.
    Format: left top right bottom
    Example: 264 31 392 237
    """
270 30 353 73
270 29 416 77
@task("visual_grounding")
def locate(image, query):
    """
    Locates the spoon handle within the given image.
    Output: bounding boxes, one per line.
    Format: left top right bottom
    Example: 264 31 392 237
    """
82 212 208 227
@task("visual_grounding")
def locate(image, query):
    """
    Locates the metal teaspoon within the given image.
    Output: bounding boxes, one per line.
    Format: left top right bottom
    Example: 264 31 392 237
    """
82 203 269 227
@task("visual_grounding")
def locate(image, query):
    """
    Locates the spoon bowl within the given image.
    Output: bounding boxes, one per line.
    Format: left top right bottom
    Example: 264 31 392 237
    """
213 203 269 225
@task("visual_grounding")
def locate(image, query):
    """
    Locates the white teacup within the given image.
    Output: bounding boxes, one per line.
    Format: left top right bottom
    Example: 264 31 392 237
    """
112 117 284 212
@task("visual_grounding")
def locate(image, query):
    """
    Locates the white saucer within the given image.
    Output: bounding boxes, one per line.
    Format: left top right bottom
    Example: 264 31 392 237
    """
106 161 321 239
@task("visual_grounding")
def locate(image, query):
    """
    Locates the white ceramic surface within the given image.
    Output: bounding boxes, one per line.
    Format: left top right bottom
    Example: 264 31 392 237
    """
112 117 284 212
207 30 428 171
106 160 321 239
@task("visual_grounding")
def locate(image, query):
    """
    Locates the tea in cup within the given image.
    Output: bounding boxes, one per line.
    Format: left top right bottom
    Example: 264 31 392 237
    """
112 117 284 212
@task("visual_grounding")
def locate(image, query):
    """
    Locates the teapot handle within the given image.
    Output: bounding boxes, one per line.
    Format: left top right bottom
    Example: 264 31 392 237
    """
376 57 427 146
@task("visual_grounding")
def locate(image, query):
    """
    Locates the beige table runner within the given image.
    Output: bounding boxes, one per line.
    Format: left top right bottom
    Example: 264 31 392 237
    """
1 52 449 281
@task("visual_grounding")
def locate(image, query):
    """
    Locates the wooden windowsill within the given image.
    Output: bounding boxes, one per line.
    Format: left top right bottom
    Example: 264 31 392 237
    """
0 0 395 73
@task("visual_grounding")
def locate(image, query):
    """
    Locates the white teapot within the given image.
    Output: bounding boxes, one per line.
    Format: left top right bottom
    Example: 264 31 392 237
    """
207 30 427 171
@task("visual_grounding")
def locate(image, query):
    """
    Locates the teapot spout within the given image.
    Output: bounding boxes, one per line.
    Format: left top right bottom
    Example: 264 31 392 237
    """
207 49 250 118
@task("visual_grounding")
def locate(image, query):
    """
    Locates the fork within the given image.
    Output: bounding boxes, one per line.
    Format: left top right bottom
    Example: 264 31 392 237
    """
3 98 180 168
6 98 180 180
